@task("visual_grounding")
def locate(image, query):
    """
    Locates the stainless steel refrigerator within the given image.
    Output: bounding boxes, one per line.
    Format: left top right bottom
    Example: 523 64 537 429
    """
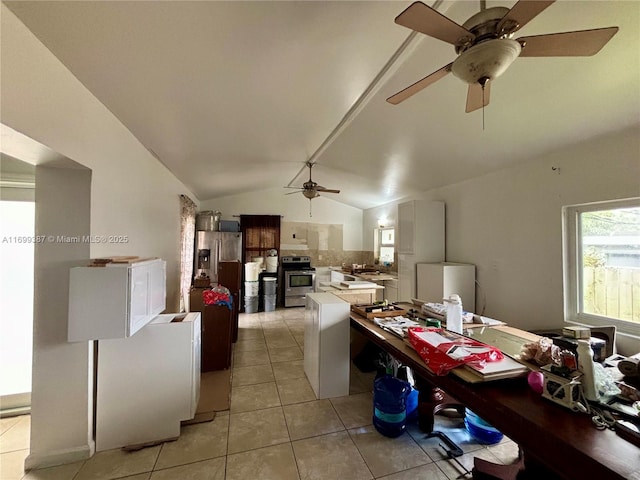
194 231 242 285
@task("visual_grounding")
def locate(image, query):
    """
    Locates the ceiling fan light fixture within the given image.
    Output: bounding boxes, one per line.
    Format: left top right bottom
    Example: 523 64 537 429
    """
303 189 318 199
451 38 521 85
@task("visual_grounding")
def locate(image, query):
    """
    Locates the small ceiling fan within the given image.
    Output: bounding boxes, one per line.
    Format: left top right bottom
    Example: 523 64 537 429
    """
387 0 619 112
285 162 340 216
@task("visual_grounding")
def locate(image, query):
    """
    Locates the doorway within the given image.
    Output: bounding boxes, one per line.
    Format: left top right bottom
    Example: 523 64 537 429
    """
0 162 35 416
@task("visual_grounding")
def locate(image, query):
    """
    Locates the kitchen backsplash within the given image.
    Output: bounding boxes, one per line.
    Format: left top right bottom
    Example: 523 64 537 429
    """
279 221 397 272
279 249 397 272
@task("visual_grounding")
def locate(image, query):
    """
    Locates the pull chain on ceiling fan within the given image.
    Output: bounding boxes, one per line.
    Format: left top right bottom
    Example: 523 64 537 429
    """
386 0 619 112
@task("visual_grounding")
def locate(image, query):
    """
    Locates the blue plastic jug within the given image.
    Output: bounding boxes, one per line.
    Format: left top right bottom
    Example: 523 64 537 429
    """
406 387 419 420
373 376 410 438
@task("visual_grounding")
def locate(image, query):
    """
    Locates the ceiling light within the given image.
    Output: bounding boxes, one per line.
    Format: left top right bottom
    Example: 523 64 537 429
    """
303 190 318 199
451 38 521 85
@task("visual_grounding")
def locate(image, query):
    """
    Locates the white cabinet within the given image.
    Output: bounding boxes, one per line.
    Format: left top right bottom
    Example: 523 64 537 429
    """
373 280 385 302
384 279 398 303
398 201 416 255
417 262 476 313
314 267 331 292
329 269 356 283
397 201 445 301
304 293 350 399
330 270 344 282
96 312 201 451
68 259 166 341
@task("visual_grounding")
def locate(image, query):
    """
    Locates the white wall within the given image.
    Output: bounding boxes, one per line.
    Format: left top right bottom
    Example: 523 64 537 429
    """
1 5 198 468
28 165 93 469
364 127 640 354
1 5 197 312
200 187 363 250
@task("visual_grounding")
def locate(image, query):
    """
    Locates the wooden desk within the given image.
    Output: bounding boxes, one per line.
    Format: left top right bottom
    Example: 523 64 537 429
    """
350 312 640 480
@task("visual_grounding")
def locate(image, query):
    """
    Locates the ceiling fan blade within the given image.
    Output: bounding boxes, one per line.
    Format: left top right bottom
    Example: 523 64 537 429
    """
518 27 619 57
500 0 555 33
285 191 301 195
317 188 340 194
387 63 452 105
395 1 473 46
465 81 491 113
284 186 303 189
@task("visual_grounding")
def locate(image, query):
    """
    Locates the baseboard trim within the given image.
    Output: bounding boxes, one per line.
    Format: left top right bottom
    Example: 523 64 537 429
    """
25 441 95 471
0 405 31 418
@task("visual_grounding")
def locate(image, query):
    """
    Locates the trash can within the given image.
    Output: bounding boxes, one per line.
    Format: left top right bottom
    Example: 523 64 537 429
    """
263 277 277 295
244 295 258 313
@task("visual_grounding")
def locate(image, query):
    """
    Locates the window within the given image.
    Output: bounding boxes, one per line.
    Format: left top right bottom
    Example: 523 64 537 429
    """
563 198 640 337
375 228 395 266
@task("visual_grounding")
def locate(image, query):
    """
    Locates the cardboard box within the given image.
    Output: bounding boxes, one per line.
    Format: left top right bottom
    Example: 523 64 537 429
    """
194 276 211 288
219 220 240 232
562 326 591 339
189 287 209 313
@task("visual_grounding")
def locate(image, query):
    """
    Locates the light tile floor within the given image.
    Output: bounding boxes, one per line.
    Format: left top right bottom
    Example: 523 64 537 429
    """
1 308 519 480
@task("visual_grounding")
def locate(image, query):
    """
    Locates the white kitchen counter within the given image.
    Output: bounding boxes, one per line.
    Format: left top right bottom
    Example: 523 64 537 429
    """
318 282 383 305
354 272 397 282
324 268 397 302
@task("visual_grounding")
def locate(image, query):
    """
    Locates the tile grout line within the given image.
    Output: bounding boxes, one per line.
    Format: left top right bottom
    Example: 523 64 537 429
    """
268 316 303 480
280 310 306 480
235 312 303 479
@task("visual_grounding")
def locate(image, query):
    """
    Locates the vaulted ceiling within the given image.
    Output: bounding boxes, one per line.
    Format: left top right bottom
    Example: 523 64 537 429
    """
5 0 639 209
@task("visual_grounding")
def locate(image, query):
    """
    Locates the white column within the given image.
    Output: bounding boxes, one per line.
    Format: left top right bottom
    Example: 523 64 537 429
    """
26 165 93 469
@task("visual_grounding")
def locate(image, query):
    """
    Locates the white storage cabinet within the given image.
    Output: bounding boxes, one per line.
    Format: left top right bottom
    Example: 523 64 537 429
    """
68 259 166 341
329 269 356 283
417 262 476 313
314 267 332 292
384 279 399 303
304 293 350 399
397 201 445 301
96 312 201 451
373 280 385 302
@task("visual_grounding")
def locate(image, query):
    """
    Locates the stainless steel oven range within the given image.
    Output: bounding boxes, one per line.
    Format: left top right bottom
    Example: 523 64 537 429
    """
280 256 315 307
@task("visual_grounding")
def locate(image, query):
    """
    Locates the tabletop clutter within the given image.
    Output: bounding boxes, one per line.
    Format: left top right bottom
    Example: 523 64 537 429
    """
356 296 640 446
201 285 233 309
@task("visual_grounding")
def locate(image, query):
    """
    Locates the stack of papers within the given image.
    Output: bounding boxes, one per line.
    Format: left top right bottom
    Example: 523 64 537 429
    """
452 359 529 383
373 316 421 338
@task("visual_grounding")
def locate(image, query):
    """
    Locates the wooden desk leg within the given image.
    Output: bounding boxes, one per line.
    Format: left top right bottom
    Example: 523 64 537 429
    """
415 377 465 433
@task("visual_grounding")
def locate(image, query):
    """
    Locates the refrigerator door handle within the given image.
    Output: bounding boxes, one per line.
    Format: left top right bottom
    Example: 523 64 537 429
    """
214 239 220 280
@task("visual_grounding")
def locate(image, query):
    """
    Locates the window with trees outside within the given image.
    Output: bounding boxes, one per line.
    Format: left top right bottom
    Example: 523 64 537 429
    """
563 198 640 337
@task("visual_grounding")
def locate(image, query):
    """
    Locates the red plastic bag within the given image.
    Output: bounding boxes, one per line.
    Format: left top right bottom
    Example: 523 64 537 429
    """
202 285 233 310
407 327 504 375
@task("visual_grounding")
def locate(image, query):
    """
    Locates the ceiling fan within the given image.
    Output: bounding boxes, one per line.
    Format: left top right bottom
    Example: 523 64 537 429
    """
387 0 619 112
285 162 340 199
285 162 340 215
